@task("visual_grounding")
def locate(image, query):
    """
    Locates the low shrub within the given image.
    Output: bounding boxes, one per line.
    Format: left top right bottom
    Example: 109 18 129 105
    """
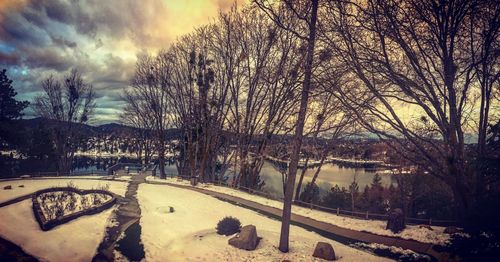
216 216 241 236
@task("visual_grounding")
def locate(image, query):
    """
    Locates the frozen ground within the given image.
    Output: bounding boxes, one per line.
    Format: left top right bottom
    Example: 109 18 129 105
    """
0 178 128 203
138 183 392 262
146 176 449 245
0 199 117 262
0 176 403 261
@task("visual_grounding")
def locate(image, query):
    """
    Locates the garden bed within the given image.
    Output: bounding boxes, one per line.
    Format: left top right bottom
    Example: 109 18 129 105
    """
32 186 116 231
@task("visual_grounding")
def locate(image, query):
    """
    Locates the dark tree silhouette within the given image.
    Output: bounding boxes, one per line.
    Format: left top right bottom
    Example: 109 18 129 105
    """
0 69 28 122
0 69 29 145
32 69 95 174
255 0 320 252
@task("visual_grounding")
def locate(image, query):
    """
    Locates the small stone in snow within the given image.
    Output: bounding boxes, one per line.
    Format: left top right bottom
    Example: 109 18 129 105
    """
312 242 336 261
3 185 12 190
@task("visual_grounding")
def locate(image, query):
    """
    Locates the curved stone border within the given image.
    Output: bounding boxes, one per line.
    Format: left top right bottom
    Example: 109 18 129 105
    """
32 187 116 231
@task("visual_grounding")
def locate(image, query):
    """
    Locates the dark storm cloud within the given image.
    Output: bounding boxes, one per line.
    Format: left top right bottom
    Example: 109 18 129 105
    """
0 52 20 66
22 48 74 71
43 0 74 24
50 35 77 48
1 13 50 47
0 0 142 124
0 0 248 124
21 10 48 27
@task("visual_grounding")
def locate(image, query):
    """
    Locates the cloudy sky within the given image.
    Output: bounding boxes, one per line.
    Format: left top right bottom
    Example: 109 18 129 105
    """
0 0 247 124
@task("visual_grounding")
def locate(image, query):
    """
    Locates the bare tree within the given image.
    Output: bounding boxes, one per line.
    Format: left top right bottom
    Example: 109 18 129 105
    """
167 23 234 183
128 53 171 178
295 90 353 201
471 0 500 192
120 91 154 164
224 5 303 190
32 69 95 173
322 0 499 218
255 0 320 252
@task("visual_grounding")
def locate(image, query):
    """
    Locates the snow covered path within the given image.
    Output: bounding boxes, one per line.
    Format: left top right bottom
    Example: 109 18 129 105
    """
138 183 392 261
93 172 147 261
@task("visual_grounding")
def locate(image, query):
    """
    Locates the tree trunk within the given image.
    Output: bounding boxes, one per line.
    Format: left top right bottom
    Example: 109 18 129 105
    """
310 154 326 187
158 131 166 179
351 195 355 211
279 0 319 253
294 158 309 201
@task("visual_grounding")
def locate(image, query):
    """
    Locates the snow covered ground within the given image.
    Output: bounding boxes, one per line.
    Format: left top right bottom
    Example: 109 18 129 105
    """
0 178 128 203
0 199 117 262
146 176 449 245
138 183 392 262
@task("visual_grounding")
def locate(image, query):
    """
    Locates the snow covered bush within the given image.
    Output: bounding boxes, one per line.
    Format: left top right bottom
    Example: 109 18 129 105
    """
216 216 241 236
66 181 78 189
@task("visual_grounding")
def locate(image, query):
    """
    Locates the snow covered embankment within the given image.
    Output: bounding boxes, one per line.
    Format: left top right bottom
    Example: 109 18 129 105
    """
146 176 449 246
138 183 391 262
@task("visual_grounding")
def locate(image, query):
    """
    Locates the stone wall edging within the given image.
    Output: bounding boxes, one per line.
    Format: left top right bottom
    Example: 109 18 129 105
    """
31 187 116 231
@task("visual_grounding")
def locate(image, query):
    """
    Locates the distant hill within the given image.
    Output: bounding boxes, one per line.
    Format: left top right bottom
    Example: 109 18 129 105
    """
15 117 478 144
16 117 182 139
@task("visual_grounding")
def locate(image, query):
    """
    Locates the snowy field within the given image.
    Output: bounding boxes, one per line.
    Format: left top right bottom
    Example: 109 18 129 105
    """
0 199 117 262
138 183 391 262
0 178 128 203
146 176 449 245
0 178 124 261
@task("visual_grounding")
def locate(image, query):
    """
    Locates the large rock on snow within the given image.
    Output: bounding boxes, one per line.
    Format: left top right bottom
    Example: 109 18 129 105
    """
386 208 405 233
228 225 259 250
312 242 336 261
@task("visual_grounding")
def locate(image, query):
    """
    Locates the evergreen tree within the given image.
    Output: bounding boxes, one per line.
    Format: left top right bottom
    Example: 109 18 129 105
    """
371 173 382 188
349 179 359 211
0 69 29 146
299 182 320 204
322 185 349 209
0 69 28 122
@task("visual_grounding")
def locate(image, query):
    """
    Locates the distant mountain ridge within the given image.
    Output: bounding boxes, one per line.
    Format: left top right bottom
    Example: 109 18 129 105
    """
16 117 478 144
16 117 181 139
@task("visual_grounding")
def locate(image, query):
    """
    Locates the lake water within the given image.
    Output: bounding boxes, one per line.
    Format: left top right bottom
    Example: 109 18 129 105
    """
69 156 394 198
251 161 393 198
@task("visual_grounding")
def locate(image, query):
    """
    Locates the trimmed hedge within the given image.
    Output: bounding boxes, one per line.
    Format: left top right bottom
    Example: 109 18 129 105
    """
216 216 241 236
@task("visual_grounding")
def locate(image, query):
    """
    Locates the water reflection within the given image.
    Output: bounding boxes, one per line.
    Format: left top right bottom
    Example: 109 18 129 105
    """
259 161 394 198
14 155 393 198
71 156 141 173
